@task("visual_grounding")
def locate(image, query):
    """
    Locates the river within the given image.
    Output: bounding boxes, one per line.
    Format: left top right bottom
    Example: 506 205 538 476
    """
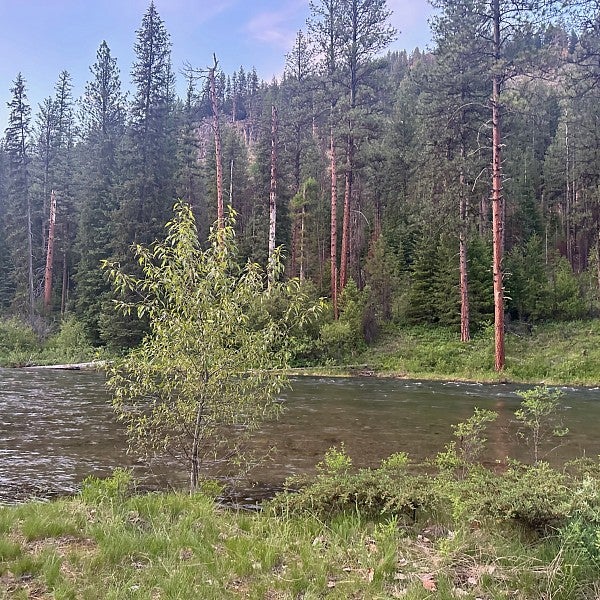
1 368 599 502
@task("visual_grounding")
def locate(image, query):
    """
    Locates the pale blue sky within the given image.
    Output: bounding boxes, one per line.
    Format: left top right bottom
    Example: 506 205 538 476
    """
0 0 434 132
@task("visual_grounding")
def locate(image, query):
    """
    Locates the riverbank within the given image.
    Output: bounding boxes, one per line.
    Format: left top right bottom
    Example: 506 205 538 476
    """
3 319 600 386
1 458 599 599
291 320 600 386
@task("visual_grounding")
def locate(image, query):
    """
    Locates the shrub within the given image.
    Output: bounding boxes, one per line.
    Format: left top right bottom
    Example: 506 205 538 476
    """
80 468 133 505
0 318 37 353
515 386 568 463
270 446 431 520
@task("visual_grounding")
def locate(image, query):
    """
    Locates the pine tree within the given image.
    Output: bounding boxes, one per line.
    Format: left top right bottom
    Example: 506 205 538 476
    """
74 41 126 342
3 73 35 318
337 0 396 290
175 75 205 224
116 1 176 251
103 2 177 347
421 0 490 340
50 70 77 314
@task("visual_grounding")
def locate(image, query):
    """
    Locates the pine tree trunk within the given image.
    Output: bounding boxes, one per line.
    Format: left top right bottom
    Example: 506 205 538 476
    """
491 0 505 372
459 154 470 342
330 127 339 319
209 57 224 233
565 116 572 267
26 193 35 321
300 202 306 282
340 134 353 291
459 194 470 343
43 190 57 311
61 222 69 315
268 105 278 274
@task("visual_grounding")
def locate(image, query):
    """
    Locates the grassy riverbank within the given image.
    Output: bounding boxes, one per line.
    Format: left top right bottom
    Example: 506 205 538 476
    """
291 320 600 386
3 317 600 386
2 456 600 600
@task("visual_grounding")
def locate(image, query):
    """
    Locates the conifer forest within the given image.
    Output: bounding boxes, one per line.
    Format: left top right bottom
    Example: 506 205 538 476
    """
2 0 600 367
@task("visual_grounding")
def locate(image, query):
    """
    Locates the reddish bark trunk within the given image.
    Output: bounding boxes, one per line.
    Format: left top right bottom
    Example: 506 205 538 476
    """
339 134 353 291
330 128 338 319
268 105 278 280
491 0 505 371
43 190 57 311
459 144 470 342
459 193 470 343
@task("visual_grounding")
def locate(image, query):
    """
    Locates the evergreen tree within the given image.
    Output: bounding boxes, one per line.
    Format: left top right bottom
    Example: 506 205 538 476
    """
115 1 176 251
175 76 205 225
102 2 177 347
421 0 490 339
336 0 396 290
74 41 126 342
50 70 77 314
3 74 35 318
0 144 13 308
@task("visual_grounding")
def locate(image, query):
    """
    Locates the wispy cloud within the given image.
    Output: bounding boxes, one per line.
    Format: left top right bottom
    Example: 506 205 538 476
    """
159 0 238 27
244 0 306 50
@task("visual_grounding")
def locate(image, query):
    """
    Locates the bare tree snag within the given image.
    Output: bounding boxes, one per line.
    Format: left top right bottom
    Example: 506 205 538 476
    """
339 134 353 291
268 105 278 272
330 127 339 319
209 55 224 234
43 190 57 311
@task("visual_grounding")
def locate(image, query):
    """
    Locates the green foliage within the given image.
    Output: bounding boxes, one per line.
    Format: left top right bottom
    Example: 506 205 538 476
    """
550 257 586 321
441 460 573 530
436 407 498 476
46 316 94 361
0 318 37 353
258 279 326 366
506 234 550 321
559 476 600 570
452 408 498 466
104 202 318 489
270 445 431 519
364 235 401 322
317 443 353 475
515 386 568 463
79 468 133 505
319 280 369 361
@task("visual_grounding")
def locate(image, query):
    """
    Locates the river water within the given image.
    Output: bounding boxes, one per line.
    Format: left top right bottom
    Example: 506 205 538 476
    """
1 368 599 502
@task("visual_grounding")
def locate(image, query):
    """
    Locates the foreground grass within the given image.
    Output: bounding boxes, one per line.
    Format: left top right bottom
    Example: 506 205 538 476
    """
1 486 597 600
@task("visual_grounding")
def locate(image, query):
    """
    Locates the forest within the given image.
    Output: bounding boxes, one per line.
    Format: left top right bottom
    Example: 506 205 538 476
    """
1 0 600 370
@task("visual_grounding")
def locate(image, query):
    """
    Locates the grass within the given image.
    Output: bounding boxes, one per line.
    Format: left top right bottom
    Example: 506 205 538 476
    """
1 460 599 599
343 320 600 385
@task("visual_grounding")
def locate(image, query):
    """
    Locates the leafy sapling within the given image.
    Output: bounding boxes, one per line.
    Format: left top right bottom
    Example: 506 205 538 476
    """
103 202 320 490
515 386 568 463
436 407 498 477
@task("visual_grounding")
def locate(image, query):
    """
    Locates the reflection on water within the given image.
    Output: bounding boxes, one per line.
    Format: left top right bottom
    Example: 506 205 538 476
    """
1 368 599 501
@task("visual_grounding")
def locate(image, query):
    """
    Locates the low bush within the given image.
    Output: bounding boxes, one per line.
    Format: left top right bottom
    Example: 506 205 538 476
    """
0 318 38 353
269 446 434 520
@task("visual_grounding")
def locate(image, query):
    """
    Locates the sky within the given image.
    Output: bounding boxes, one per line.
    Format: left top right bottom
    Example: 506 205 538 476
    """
0 0 435 132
